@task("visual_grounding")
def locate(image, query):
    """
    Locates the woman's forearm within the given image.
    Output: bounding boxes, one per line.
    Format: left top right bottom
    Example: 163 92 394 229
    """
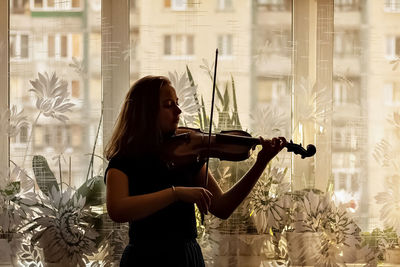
107 188 176 223
213 157 269 219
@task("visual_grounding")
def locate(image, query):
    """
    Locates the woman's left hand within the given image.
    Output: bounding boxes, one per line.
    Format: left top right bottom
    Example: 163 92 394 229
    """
257 136 287 164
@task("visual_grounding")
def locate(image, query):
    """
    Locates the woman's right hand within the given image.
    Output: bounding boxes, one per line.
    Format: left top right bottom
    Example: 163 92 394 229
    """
175 187 213 215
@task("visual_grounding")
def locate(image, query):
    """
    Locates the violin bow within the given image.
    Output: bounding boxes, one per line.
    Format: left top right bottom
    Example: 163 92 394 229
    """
202 48 218 224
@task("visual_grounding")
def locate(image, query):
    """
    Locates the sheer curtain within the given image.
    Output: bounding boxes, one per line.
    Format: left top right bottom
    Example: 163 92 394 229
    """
2 0 400 266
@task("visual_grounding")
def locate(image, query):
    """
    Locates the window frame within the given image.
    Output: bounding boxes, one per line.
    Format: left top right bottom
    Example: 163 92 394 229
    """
29 0 83 11
9 31 31 61
384 0 400 13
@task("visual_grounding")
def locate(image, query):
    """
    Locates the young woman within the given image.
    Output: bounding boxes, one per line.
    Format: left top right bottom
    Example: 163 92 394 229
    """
104 75 287 266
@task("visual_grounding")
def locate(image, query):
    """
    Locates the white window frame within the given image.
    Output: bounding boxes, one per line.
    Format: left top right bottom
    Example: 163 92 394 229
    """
10 0 29 13
46 33 82 60
30 0 83 11
384 0 400 13
334 80 348 105
385 36 400 59
217 34 233 59
1 0 335 201
384 82 400 106
333 168 361 192
163 34 195 60
171 0 187 11
9 31 31 61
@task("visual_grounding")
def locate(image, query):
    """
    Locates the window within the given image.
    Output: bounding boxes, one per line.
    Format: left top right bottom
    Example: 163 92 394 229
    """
384 82 400 105
384 0 400 12
11 0 29 14
71 80 80 98
334 29 360 56
333 126 359 150
217 0 233 11
30 0 82 11
271 80 287 100
218 34 233 57
13 125 29 144
166 0 196 11
47 34 82 59
257 78 289 103
334 81 347 105
386 36 400 58
258 29 291 57
10 32 29 60
257 0 291 11
333 77 360 105
334 0 360 11
163 35 194 57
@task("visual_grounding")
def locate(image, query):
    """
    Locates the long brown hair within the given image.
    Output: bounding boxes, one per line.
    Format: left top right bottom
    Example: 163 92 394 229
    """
104 75 171 160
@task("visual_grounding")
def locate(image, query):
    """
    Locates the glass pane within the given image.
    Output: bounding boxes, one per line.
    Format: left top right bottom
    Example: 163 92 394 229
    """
129 1 292 266
8 0 105 266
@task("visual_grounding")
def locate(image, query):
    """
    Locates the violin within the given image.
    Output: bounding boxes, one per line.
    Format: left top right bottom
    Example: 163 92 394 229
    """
161 127 316 169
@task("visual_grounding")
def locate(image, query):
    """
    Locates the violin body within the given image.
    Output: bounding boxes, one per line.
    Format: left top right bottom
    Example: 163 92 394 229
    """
161 127 316 169
161 127 257 168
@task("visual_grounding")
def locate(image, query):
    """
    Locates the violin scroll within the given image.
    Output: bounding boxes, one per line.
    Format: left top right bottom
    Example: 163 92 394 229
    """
286 140 316 159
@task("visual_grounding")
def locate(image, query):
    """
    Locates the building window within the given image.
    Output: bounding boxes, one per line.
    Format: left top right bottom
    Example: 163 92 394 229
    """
163 35 194 57
217 0 233 11
257 0 291 11
334 81 347 105
386 36 400 59
30 0 82 11
333 77 360 105
165 0 196 11
71 80 80 98
47 34 82 59
334 0 360 11
271 80 287 100
258 29 291 57
384 0 400 12
334 29 360 56
11 0 29 14
14 125 29 144
218 35 233 57
10 32 30 60
384 82 400 105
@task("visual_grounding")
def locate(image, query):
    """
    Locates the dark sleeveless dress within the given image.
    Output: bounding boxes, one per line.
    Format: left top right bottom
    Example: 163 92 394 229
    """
104 154 205 267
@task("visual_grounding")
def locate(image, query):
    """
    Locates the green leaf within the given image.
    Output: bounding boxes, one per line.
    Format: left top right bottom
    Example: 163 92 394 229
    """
74 175 105 207
231 74 242 129
186 65 195 87
0 181 20 196
200 96 209 131
32 155 59 196
223 82 230 112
